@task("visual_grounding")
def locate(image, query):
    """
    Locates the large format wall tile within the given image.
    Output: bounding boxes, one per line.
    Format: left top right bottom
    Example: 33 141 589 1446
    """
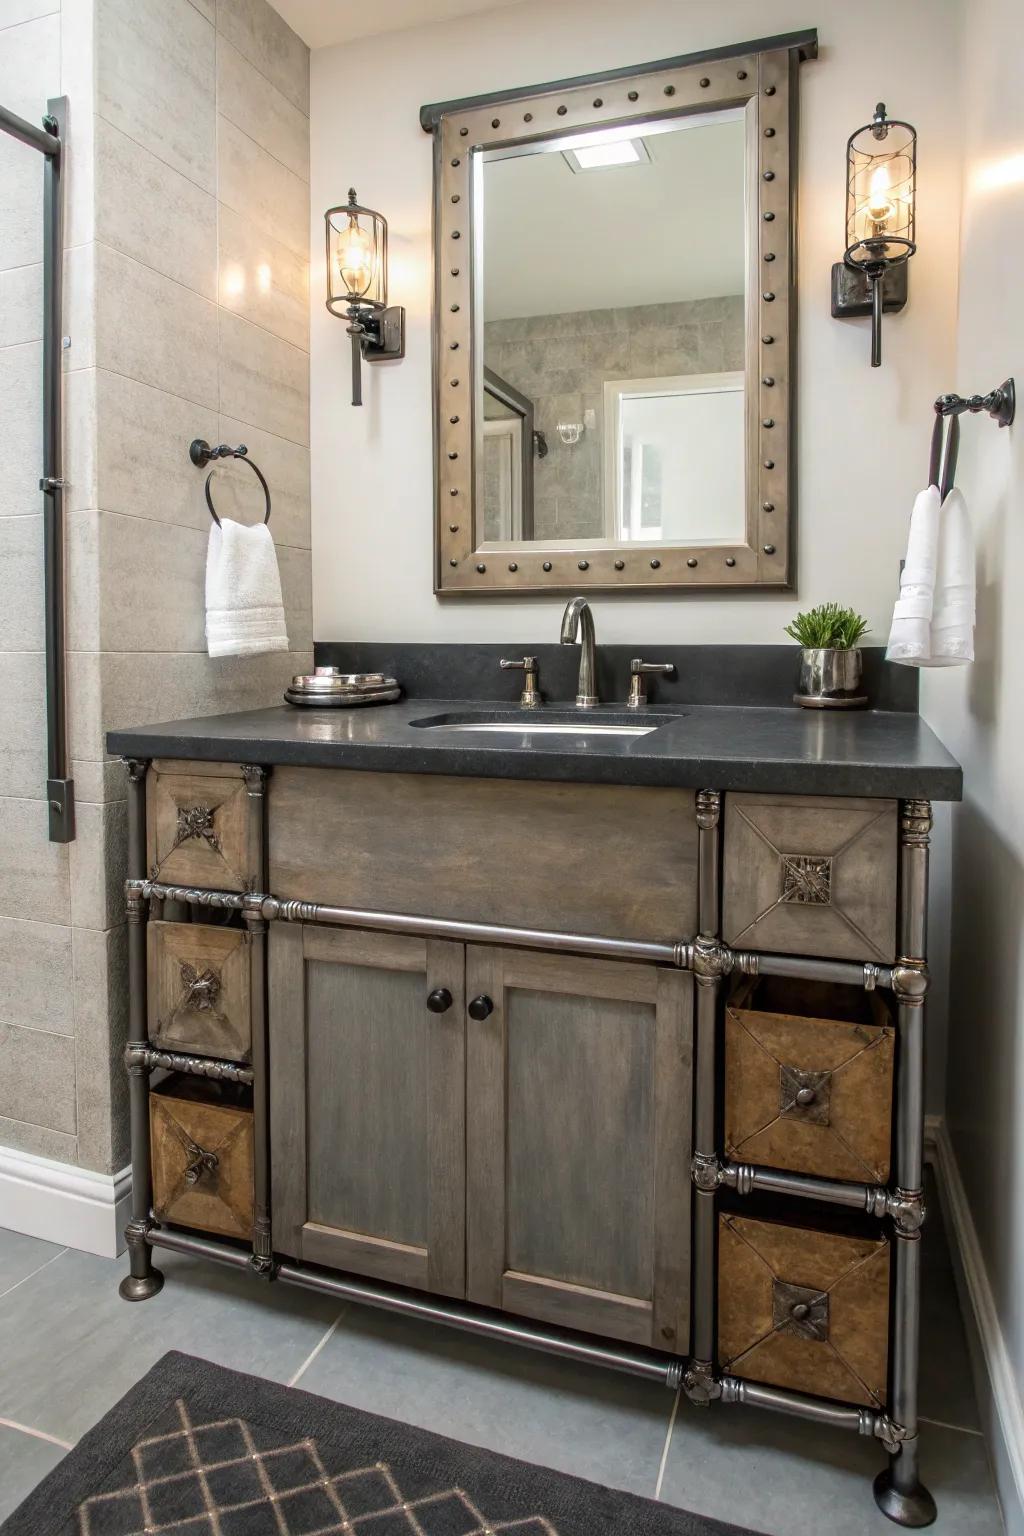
73 924 129 1173
94 118 217 301
93 372 217 533
219 309 309 445
216 35 309 182
0 916 73 1034
94 245 218 410
68 648 313 759
218 205 309 351
71 758 128 807
216 0 309 115
0 265 42 349
0 2 60 24
65 369 98 514
0 12 59 269
0 797 70 924
0 341 42 520
94 0 215 190
0 653 47 800
0 514 44 651
0 1112 75 1162
0 1020 76 1134
70 799 127 931
216 416 310 548
60 0 96 252
217 116 309 261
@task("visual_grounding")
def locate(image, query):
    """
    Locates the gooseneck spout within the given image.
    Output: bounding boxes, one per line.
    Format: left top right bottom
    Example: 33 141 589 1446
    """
560 596 599 708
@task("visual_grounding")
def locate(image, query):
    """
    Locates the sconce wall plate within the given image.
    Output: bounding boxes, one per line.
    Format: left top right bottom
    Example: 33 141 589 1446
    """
830 261 907 320
360 305 406 363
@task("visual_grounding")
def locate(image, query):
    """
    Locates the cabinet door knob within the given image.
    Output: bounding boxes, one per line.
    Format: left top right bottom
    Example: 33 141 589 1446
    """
468 994 494 1021
426 988 453 1013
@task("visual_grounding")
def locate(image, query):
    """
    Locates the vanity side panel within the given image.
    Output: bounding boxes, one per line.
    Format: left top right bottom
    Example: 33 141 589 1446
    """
269 768 697 944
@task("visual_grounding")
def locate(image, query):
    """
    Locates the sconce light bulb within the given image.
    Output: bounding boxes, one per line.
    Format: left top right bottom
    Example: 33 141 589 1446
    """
337 214 374 297
864 161 895 230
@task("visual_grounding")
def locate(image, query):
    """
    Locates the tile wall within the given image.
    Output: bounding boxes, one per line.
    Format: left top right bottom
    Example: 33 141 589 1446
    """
0 0 312 1177
484 295 744 539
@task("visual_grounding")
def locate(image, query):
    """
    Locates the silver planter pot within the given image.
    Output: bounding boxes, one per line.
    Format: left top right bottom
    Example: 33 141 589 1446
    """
794 647 868 709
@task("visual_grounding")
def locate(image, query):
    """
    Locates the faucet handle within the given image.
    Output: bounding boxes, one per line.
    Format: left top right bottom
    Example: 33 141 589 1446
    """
500 654 541 708
627 657 675 709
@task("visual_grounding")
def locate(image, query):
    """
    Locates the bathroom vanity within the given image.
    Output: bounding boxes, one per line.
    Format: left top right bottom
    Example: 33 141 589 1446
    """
108 641 961 1530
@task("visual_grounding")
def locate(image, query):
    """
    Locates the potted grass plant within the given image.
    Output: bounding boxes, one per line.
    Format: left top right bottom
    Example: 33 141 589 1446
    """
785 603 871 708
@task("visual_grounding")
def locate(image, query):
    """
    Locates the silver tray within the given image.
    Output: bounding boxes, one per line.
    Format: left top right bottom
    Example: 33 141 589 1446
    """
284 684 401 709
289 668 392 692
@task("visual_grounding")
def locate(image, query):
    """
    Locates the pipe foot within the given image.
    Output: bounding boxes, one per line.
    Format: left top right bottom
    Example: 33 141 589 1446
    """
119 1268 164 1303
873 1468 937 1528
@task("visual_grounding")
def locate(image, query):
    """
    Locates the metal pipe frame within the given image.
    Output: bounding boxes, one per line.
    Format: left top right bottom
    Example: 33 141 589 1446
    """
146 1223 684 1387
0 97 73 840
873 800 937 1527
119 761 162 1301
686 790 721 1406
121 775 935 1525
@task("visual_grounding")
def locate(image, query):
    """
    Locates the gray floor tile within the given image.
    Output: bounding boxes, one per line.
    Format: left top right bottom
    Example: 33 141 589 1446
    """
0 1226 64 1297
0 1245 338 1444
0 1425 67 1523
298 1303 673 1497
659 1405 1001 1535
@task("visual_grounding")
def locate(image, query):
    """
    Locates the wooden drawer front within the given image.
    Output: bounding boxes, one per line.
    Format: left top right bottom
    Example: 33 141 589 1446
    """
269 768 697 945
148 921 252 1063
147 761 256 892
723 793 897 962
719 1212 889 1408
150 1076 253 1241
725 978 894 1183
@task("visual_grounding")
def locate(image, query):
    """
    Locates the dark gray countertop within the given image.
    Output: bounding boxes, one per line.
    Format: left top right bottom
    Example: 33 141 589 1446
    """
107 699 962 800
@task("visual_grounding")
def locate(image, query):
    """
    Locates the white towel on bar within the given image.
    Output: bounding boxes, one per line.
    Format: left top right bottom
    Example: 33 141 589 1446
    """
928 487 975 665
885 484 941 665
205 518 289 658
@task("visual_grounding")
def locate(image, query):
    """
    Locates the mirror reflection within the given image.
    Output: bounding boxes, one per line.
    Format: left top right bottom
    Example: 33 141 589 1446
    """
478 109 748 549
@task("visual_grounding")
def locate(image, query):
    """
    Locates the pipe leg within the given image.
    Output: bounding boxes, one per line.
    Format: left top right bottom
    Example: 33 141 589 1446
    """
874 800 934 1525
119 760 162 1302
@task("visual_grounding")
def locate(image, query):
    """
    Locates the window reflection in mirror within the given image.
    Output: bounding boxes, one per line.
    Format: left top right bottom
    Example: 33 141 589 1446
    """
476 108 748 550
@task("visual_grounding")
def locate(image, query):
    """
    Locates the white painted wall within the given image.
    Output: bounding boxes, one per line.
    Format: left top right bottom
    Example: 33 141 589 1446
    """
309 0 964 646
919 0 1024 1519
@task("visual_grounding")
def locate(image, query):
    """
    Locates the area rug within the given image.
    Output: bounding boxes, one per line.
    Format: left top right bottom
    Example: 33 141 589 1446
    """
1 1349 756 1535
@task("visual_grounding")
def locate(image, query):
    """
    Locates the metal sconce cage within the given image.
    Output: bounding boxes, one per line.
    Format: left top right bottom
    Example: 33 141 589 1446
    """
325 188 405 406
832 103 917 367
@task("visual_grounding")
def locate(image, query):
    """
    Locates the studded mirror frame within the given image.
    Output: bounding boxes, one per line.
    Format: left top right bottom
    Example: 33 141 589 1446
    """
421 32 817 595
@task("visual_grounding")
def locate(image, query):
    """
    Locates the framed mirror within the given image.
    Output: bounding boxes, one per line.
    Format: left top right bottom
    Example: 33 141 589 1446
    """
422 30 816 594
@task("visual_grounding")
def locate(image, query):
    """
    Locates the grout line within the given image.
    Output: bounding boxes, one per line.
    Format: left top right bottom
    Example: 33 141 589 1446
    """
0 1416 74 1452
919 1414 985 1438
287 1307 348 1388
0 1247 68 1305
213 26 310 122
653 1384 681 1500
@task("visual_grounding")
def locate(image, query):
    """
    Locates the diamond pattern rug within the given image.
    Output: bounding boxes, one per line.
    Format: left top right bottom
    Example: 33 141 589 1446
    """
1 1351 753 1536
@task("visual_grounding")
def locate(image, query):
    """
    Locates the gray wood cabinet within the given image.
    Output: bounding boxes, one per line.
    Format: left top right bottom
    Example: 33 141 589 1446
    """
269 923 467 1297
466 947 693 1352
268 925 693 1350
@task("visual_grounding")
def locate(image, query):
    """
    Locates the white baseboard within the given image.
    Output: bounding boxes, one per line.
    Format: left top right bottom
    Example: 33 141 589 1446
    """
0 1147 131 1259
929 1116 1024 1536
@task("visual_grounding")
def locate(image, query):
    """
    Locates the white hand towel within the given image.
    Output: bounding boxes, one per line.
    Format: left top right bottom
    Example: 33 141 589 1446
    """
886 484 941 665
927 487 975 666
205 519 289 658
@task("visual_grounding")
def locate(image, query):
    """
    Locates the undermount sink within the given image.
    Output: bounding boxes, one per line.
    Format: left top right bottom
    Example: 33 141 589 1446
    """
410 711 678 739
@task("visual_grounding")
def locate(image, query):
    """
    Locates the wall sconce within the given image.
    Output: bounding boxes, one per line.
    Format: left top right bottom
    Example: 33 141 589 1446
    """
325 188 405 406
831 103 916 367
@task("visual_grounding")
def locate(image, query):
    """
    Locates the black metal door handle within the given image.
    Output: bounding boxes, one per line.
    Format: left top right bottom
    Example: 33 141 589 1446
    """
468 994 494 1021
426 988 453 1013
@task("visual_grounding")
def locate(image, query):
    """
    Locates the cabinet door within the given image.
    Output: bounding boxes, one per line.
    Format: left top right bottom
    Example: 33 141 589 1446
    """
466 946 692 1353
270 924 466 1297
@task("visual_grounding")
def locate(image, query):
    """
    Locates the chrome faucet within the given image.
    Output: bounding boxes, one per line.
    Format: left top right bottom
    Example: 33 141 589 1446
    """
560 596 599 708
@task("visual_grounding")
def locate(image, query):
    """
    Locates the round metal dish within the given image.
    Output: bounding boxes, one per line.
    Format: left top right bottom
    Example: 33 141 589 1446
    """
289 668 390 692
284 683 401 709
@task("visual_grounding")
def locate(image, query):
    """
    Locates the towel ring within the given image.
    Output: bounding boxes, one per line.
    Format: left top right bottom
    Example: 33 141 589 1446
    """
188 438 272 528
